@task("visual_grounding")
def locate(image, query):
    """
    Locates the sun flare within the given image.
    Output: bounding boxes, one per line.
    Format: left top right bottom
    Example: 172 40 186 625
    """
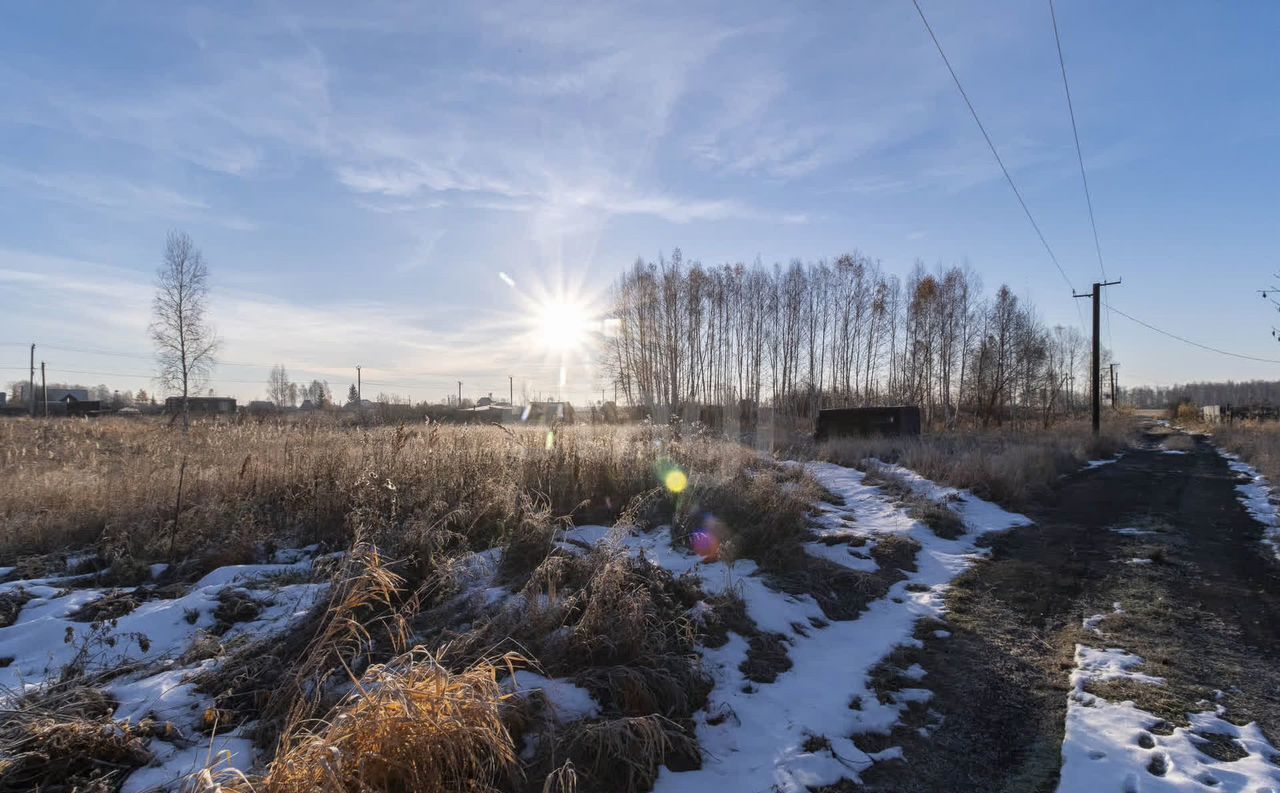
534 299 592 353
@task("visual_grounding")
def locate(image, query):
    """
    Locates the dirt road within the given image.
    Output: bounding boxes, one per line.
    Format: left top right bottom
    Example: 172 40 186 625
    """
856 430 1280 792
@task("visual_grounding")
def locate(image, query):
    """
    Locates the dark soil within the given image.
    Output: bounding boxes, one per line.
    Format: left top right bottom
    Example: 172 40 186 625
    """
849 430 1280 792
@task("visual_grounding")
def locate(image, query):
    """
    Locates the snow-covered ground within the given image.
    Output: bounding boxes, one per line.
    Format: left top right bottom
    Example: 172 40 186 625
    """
0 548 328 792
1058 606 1280 792
563 460 1030 793
1216 449 1280 561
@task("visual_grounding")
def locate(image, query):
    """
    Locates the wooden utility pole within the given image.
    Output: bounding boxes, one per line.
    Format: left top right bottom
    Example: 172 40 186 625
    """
457 380 462 407
40 361 46 417
1109 363 1119 410
28 344 35 417
1073 279 1121 435
509 375 513 407
356 365 361 404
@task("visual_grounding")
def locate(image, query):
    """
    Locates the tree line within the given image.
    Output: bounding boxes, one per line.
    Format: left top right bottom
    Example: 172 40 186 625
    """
602 250 1107 427
1124 380 1280 409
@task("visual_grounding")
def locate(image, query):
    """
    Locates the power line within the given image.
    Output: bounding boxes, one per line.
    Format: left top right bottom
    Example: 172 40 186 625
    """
912 0 1085 335
1106 303 1280 364
1049 0 1114 352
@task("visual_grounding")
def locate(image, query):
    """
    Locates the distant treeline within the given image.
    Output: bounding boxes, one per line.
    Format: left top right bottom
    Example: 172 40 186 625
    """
1123 380 1280 409
602 250 1111 427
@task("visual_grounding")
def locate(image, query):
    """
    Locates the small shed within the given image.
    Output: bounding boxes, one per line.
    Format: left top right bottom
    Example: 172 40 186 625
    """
815 406 922 441
165 396 237 415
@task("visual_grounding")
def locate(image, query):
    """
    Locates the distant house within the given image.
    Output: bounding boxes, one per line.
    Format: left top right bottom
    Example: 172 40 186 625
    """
164 396 237 415
247 400 279 414
524 401 574 424
1202 405 1224 424
462 403 513 423
0 393 6 408
45 388 90 404
343 399 377 411
61 393 102 417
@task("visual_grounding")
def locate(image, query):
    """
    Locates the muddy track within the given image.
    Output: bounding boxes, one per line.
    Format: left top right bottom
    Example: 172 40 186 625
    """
855 432 1280 792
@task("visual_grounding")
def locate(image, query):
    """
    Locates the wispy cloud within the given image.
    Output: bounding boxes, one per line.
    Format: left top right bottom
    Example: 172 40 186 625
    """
0 166 256 230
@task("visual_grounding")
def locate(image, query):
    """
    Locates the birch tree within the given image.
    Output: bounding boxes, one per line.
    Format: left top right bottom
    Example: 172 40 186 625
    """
150 230 217 429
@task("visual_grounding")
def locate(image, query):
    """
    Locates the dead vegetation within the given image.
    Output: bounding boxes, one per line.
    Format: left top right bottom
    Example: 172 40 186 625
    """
0 414 1136 793
0 419 766 572
223 650 521 793
0 685 151 792
817 417 1133 508
1208 420 1280 484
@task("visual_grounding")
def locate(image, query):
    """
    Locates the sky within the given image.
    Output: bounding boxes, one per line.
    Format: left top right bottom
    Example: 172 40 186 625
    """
2 0 1279 404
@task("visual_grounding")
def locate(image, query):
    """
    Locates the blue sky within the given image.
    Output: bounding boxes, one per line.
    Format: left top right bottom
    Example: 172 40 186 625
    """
1 1 1278 403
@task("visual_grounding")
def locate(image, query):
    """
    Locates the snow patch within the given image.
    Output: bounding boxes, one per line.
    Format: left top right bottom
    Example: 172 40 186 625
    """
1217 449 1280 560
565 462 1031 792
1058 643 1280 792
504 670 601 723
0 548 326 792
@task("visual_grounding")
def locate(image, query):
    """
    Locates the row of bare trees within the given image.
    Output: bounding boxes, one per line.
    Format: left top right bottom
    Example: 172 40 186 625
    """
602 251 1104 427
1125 380 1280 410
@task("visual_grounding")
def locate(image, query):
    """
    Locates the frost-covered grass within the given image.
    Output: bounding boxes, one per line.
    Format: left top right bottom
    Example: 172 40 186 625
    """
816 418 1133 508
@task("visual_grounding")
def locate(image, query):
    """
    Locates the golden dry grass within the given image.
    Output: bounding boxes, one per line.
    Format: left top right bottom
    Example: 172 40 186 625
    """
221 649 520 793
0 418 763 569
816 417 1134 507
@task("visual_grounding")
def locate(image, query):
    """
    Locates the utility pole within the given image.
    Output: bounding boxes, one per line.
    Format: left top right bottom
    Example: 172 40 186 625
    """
1073 279 1121 435
28 344 35 417
40 361 46 417
356 365 361 404
1109 363 1119 410
509 375 514 407
457 380 462 407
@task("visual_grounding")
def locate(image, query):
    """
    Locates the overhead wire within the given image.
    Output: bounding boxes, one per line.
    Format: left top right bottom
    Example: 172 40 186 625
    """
911 0 1088 332
1049 0 1115 354
1106 303 1280 365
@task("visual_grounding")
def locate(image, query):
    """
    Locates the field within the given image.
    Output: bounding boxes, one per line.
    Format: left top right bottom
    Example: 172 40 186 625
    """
3 414 1279 792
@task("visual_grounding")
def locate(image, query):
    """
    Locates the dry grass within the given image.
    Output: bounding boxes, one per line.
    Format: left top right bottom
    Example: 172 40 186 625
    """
1207 421 1280 484
223 649 520 793
0 418 761 573
0 685 151 792
817 417 1134 507
2 414 1140 793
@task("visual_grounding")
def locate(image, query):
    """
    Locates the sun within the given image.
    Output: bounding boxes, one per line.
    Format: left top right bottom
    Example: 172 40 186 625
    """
534 299 592 353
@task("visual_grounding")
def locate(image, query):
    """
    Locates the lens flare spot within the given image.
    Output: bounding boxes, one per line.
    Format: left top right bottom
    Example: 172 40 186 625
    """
664 469 688 494
690 530 720 561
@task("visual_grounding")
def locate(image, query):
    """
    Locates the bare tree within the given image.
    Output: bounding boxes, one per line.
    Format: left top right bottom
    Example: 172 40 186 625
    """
150 231 218 429
267 364 291 406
